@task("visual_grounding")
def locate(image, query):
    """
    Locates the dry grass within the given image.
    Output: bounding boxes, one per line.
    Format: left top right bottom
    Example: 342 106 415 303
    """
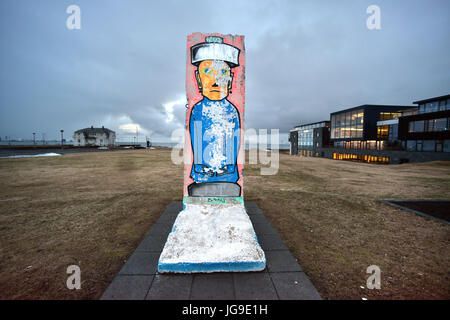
0 148 449 299
0 148 182 299
245 154 450 300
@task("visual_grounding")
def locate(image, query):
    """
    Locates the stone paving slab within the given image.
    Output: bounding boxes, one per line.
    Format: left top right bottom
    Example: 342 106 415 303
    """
101 275 154 300
135 234 168 252
233 272 279 300
190 273 235 300
118 252 160 275
252 222 277 235
101 201 322 300
270 272 322 300
258 234 289 251
265 250 303 273
248 214 269 224
146 274 193 300
148 222 173 236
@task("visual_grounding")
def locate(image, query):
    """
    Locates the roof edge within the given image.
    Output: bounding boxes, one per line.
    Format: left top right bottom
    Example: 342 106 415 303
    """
413 94 450 105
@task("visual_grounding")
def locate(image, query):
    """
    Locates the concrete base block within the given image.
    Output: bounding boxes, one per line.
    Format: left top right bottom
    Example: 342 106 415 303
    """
157 200 266 273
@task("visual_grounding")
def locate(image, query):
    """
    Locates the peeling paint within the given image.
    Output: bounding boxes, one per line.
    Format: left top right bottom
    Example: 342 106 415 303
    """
184 33 245 197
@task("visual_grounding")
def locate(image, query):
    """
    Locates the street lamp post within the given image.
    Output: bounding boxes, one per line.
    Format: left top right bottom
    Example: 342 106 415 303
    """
60 130 64 150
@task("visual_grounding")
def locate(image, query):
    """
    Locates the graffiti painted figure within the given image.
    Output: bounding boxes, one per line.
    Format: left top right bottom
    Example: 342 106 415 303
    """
157 33 266 274
186 34 245 197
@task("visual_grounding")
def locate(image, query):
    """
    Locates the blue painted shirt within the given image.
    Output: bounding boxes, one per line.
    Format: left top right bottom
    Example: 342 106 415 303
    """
189 97 240 183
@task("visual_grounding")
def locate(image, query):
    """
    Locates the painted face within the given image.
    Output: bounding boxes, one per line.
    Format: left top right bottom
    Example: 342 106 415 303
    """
197 60 232 101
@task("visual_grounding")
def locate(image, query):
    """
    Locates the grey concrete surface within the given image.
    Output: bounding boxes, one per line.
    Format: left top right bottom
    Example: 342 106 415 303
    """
101 201 322 300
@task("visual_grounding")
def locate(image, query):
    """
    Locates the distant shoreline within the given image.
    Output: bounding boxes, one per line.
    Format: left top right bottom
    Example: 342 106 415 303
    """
0 143 290 158
0 146 171 158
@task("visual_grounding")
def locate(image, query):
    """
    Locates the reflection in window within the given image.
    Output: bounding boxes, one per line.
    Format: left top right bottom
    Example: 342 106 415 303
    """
418 99 448 114
410 118 448 133
431 118 447 131
425 102 439 113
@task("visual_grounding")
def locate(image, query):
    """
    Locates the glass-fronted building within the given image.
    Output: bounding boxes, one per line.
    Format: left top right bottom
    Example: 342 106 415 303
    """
330 108 364 140
398 95 450 153
330 105 415 150
375 108 418 151
289 121 329 156
289 95 450 164
416 95 450 114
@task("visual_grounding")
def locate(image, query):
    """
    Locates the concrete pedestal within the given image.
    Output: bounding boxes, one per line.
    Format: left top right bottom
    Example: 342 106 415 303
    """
157 199 266 273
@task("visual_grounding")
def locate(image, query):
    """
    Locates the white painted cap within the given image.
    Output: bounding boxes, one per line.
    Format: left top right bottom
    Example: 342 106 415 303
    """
191 38 240 67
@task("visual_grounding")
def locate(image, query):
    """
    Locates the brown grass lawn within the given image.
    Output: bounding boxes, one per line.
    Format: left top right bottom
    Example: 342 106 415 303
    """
0 148 449 299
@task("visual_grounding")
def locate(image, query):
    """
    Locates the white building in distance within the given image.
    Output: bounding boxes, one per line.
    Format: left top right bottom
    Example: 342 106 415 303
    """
73 126 116 147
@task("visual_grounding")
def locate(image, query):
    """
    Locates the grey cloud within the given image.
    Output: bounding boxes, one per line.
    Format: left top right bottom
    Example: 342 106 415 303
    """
0 0 449 141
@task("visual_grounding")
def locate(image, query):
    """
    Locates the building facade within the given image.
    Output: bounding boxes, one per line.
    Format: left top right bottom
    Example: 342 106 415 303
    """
289 121 330 156
398 95 450 153
289 95 450 164
73 126 116 147
330 105 415 150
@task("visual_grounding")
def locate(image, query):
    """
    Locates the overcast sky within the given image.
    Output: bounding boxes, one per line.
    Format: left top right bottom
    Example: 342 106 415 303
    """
0 0 449 142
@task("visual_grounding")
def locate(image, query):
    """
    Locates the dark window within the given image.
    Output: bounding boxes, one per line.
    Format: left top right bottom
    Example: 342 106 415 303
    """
418 104 425 114
415 120 425 132
416 140 423 152
391 124 398 141
434 118 447 131
407 140 416 151
410 120 425 132
423 140 435 152
427 119 434 131
444 140 450 152
425 102 438 113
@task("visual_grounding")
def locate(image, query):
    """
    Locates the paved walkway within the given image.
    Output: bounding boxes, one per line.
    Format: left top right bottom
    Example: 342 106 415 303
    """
101 201 322 300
